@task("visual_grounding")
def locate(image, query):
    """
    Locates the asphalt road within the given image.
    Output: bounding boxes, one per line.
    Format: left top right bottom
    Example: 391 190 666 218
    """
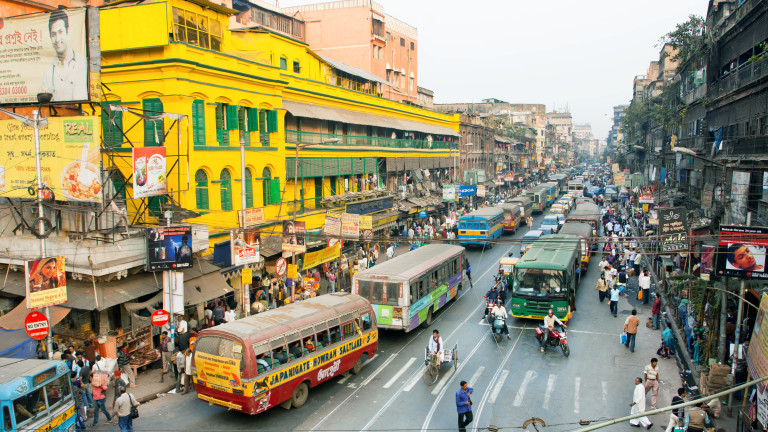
103 206 660 432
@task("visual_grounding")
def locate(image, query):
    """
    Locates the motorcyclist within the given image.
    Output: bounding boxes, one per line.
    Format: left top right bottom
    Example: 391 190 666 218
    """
490 300 511 339
485 285 501 303
540 309 566 352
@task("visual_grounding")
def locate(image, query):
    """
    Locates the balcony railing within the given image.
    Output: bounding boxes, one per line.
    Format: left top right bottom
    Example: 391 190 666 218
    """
721 135 768 155
285 130 455 150
709 57 767 98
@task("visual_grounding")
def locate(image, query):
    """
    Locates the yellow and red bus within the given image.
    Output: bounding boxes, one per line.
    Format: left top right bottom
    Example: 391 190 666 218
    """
192 293 378 414
498 203 524 233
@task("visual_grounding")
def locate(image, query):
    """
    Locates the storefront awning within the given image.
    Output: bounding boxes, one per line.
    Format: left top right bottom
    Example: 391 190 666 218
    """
283 100 460 138
0 302 70 330
183 271 233 308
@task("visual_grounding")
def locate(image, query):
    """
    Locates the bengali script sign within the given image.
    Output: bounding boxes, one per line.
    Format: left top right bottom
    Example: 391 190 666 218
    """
324 212 341 237
341 213 359 239
659 207 688 253
194 351 242 390
302 243 341 270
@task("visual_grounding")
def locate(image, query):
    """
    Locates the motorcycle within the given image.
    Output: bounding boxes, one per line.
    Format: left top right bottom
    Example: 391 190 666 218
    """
491 315 511 342
482 297 495 320
535 325 570 357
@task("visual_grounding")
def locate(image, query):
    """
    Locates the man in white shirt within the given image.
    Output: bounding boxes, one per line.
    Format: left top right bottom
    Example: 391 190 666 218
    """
42 10 88 102
598 257 609 274
643 358 660 409
541 309 566 352
427 329 445 363
629 377 653 428
224 306 236 323
386 243 395 259
639 270 652 305
175 315 188 335
605 221 614 233
490 301 511 339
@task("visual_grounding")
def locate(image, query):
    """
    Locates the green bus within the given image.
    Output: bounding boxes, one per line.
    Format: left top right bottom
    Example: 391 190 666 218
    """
509 234 581 321
523 189 547 214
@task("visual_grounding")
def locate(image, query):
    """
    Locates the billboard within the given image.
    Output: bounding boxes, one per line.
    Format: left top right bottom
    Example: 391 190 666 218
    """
0 116 101 202
659 207 688 253
231 228 260 266
146 226 194 271
239 208 265 227
25 256 67 309
0 8 96 104
716 225 768 279
341 213 359 239
747 293 768 392
442 185 456 202
132 147 167 198
282 220 306 254
324 212 341 237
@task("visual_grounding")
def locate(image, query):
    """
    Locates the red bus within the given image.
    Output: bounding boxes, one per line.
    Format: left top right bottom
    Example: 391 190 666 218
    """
498 203 524 233
191 293 378 414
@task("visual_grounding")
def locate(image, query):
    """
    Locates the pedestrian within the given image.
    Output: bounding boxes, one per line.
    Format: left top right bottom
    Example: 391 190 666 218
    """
598 256 609 274
111 387 139 432
117 344 136 387
78 360 93 409
596 273 608 303
629 377 653 429
639 269 651 305
175 349 185 393
643 358 660 409
465 259 472 287
213 301 225 325
72 379 87 430
183 348 193 394
91 373 112 426
455 380 473 432
664 387 686 432
651 294 661 330
684 401 710 432
224 305 236 323
609 284 620 317
623 309 640 352
110 370 127 411
160 331 174 383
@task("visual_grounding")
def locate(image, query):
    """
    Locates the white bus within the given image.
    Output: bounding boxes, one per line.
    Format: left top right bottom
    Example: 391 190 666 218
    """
567 180 585 197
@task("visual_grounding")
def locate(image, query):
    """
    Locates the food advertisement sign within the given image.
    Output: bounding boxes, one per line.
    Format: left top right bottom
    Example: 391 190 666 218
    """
716 225 768 280
282 220 306 254
659 207 688 253
194 351 242 390
24 256 67 309
146 226 194 271
231 228 260 266
0 116 101 202
0 9 92 104
132 147 167 198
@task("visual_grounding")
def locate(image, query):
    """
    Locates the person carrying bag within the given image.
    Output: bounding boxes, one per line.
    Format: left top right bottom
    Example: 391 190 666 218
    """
111 387 139 432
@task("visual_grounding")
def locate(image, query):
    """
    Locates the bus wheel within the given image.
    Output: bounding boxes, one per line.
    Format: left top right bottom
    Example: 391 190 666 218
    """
352 355 364 374
421 310 433 328
291 382 309 408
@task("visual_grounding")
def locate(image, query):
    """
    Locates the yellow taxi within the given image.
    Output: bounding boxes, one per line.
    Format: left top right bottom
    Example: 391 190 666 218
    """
498 256 519 288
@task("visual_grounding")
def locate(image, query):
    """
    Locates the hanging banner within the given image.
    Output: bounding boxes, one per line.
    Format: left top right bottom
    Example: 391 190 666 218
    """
25 257 67 309
359 215 373 231
324 212 341 237
239 208 265 227
0 116 102 202
442 185 456 202
241 268 252 285
147 226 194 271
282 220 306 253
659 207 688 253
341 213 359 239
476 185 486 198
302 243 341 270
132 146 167 198
716 225 768 280
748 293 768 393
286 264 298 280
231 228 260 266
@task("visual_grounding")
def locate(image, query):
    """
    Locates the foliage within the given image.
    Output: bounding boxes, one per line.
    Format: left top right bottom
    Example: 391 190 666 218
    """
620 80 683 146
750 41 768 63
658 14 706 64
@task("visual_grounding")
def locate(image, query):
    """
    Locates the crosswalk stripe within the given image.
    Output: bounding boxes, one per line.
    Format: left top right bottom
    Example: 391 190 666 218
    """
574 377 581 413
361 354 396 387
488 370 509 404
383 357 417 389
402 368 422 392
513 370 536 407
430 368 456 395
601 381 608 405
468 366 485 388
543 374 556 410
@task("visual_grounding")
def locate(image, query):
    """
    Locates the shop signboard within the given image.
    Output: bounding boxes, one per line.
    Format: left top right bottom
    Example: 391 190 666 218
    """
341 213 359 239
24 256 67 309
241 268 252 285
747 293 768 392
477 185 486 198
231 228 260 266
359 215 373 231
659 207 688 253
716 225 768 280
456 185 476 198
146 226 194 271
239 208 265 227
324 212 342 237
302 243 341 270
442 185 456 201
0 116 102 202
639 189 655 204
282 221 306 254
287 264 298 279
132 146 167 198
345 196 393 215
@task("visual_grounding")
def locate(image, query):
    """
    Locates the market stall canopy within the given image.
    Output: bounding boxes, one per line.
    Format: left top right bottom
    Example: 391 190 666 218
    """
0 303 69 330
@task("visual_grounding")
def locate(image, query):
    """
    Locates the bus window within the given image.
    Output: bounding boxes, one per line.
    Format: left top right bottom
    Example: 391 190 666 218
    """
13 387 46 428
342 320 355 340
45 374 71 407
3 405 11 432
409 282 417 303
358 280 371 300
418 279 425 298
270 337 289 366
286 331 302 360
315 322 329 349
372 281 384 303
385 282 398 303
252 341 272 374
329 325 341 344
300 326 316 354
360 312 372 331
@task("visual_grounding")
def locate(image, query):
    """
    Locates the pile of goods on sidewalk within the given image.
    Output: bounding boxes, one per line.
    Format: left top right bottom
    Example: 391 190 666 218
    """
700 363 733 395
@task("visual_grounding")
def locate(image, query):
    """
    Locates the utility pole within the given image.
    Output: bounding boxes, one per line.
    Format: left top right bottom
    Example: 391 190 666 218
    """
728 210 750 413
239 132 249 317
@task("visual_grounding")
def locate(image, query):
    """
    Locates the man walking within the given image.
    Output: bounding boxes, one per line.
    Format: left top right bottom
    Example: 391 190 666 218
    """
664 387 686 432
639 269 651 305
651 294 661 330
596 273 608 303
643 358 660 409
623 309 640 352
629 377 653 429
175 349 185 393
111 387 139 432
160 331 174 383
609 284 620 317
455 380 473 432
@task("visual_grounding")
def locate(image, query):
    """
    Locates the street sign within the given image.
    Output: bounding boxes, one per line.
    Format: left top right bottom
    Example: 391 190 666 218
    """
150 309 170 327
275 257 287 276
419 210 427 218
24 312 49 340
362 229 373 241
328 238 340 248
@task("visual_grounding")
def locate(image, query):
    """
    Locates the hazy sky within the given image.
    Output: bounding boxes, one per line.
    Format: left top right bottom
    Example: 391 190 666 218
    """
278 0 708 140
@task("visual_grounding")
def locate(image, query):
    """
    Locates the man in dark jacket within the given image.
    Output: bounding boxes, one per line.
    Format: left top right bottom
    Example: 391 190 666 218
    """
116 345 135 387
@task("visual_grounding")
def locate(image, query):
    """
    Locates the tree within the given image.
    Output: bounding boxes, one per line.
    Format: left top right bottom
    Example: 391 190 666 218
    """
658 14 705 64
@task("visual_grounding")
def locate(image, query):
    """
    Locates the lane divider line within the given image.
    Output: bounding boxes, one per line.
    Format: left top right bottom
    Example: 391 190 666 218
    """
382 357 417 389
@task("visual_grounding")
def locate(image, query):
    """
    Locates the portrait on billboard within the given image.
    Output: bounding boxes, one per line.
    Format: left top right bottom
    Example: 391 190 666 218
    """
231 228 260 266
42 9 88 102
25 256 67 309
725 243 766 272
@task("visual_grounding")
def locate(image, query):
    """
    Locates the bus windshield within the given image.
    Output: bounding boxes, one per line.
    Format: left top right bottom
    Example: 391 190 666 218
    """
513 268 567 298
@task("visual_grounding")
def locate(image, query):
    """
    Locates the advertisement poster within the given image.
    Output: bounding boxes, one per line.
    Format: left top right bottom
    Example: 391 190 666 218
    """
147 226 194 271
457 185 476 198
747 293 768 392
194 351 242 390
302 243 341 270
0 116 101 202
239 208 265 227
477 185 486 198
231 228 260 266
0 9 89 104
24 257 67 309
717 225 768 279
442 185 456 202
758 386 768 429
700 245 715 276
659 207 688 252
324 212 341 237
282 220 306 254
359 215 373 231
132 147 167 198
731 171 750 224
341 213 360 239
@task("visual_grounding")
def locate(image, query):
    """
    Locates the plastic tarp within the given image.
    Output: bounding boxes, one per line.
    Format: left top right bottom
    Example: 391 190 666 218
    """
0 303 69 330
0 328 37 358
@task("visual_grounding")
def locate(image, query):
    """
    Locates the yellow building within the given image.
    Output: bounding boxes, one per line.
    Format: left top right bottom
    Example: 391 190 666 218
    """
98 0 459 250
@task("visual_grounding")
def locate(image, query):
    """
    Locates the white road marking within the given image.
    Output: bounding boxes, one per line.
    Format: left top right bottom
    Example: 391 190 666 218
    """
360 354 396 387
488 369 509 404
543 374 556 410
513 370 536 407
383 357 417 389
568 329 620 336
468 366 485 388
402 369 422 392
430 368 456 395
574 376 581 413
337 372 351 384
601 381 608 405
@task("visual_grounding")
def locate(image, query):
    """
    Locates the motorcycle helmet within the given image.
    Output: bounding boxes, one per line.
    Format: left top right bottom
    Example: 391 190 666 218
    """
496 299 503 305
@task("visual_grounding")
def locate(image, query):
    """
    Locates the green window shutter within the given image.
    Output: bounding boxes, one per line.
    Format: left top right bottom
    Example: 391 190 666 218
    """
215 103 228 146
279 57 287 70
195 170 209 210
267 110 278 133
101 101 123 148
244 168 253 208
226 105 239 130
192 100 206 146
258 109 266 132
238 108 250 146
220 169 232 211
143 98 164 146
248 108 259 132
269 178 281 205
